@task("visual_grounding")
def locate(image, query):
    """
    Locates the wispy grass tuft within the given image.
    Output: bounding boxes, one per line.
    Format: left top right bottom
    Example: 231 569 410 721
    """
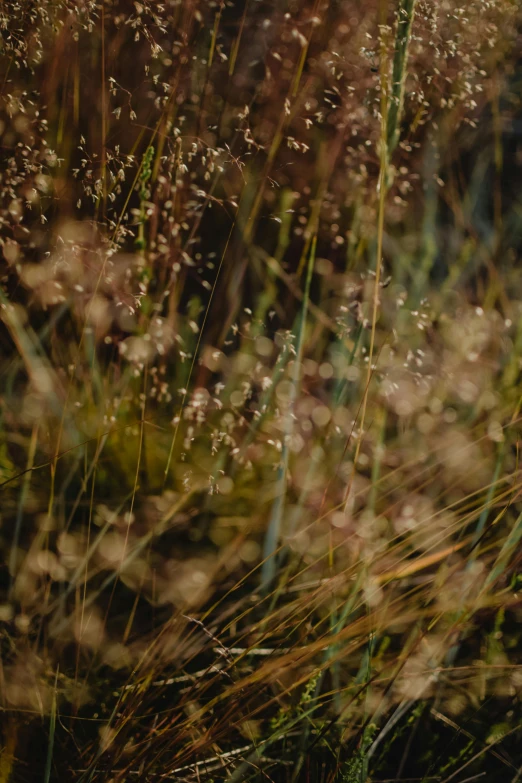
0 0 521 781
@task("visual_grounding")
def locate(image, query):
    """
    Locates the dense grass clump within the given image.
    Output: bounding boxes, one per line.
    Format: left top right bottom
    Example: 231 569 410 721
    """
1 1 522 780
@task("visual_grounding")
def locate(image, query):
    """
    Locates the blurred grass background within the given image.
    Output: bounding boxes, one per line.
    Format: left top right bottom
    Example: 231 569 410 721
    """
1 0 522 780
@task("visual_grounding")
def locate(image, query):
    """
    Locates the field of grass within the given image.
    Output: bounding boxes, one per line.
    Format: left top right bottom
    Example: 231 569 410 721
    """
1 1 522 780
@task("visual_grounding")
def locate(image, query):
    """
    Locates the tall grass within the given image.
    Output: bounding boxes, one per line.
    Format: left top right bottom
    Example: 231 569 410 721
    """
1 0 522 781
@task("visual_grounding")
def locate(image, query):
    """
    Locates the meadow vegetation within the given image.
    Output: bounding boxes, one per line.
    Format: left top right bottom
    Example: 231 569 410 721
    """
1 0 522 780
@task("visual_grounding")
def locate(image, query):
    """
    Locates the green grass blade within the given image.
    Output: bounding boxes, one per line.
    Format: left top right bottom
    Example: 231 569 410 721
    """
261 236 317 589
